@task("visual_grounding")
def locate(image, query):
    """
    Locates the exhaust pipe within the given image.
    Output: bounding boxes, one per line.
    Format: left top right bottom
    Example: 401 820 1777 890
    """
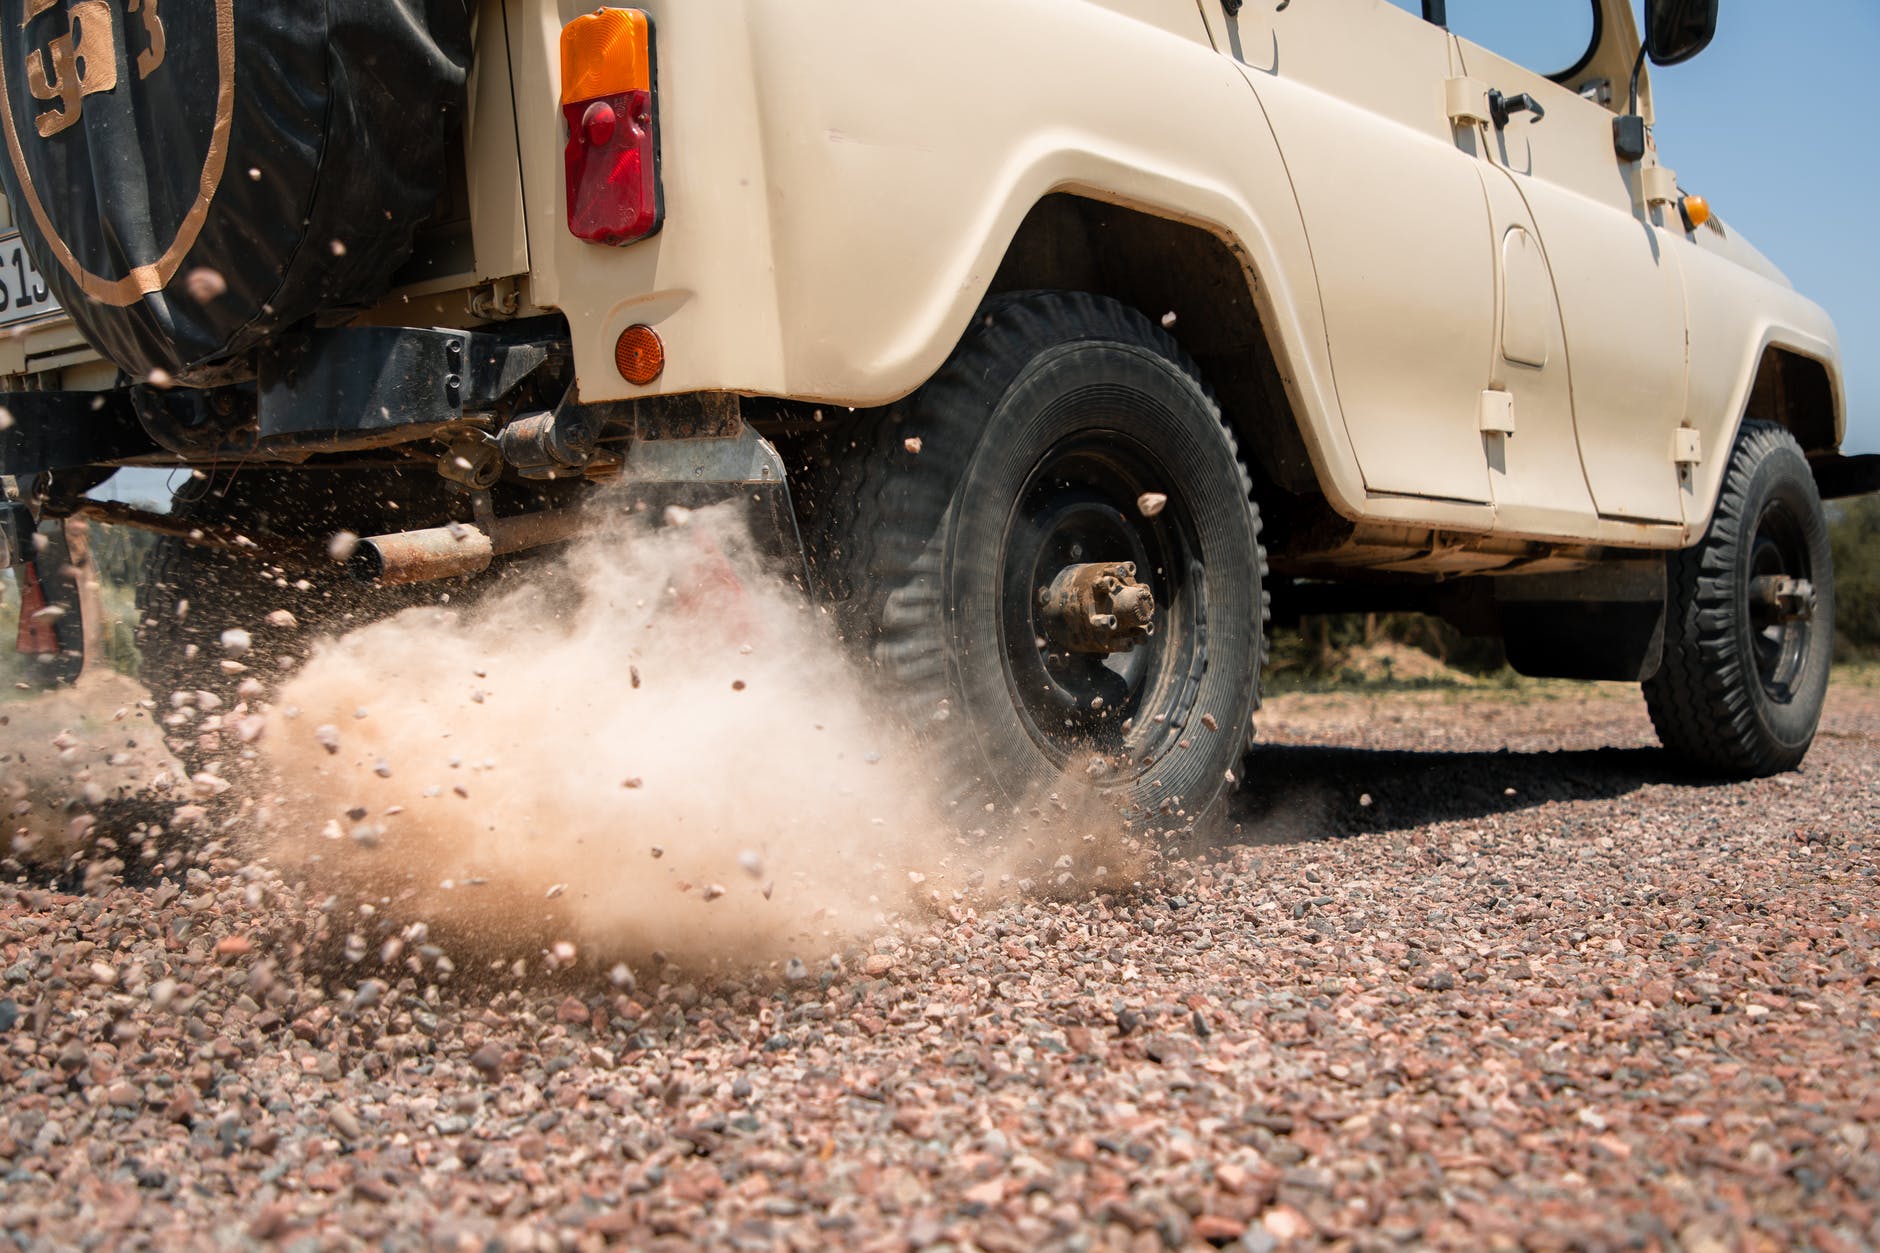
353 510 587 585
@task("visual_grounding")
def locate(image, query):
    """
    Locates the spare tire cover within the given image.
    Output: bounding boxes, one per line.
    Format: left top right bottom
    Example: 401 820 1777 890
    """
0 0 470 385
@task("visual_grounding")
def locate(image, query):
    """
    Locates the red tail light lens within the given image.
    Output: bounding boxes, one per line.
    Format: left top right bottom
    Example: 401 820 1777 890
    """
560 10 661 245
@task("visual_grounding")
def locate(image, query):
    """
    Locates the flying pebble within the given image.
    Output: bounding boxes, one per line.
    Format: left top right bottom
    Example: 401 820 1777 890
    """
184 267 227 302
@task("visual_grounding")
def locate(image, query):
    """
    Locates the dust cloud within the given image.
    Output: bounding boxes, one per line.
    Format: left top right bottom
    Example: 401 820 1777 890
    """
255 499 1142 976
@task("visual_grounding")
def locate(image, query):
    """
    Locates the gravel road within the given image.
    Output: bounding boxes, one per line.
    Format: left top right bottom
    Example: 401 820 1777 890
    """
3 676 1877 1251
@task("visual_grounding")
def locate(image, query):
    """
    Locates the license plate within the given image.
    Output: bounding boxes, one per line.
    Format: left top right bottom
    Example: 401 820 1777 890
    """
0 233 59 327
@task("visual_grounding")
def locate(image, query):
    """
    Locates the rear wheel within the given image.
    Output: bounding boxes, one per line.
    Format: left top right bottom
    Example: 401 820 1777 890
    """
1644 421 1834 776
801 291 1267 829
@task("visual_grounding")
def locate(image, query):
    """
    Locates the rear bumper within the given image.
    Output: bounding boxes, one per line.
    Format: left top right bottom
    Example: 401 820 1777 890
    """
0 324 567 478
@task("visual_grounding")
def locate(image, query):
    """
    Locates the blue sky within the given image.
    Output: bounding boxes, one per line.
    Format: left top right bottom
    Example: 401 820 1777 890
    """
1439 1 1879 453
1645 2 1879 452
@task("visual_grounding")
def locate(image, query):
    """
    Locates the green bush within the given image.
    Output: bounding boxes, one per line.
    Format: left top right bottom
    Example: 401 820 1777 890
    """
1830 494 1880 659
1266 611 1509 686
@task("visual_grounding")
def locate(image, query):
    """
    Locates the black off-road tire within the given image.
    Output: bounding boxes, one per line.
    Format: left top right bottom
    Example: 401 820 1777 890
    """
799 291 1268 829
1644 421 1835 777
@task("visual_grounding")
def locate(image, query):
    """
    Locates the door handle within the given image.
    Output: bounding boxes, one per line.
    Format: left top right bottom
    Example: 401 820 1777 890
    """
1488 90 1546 129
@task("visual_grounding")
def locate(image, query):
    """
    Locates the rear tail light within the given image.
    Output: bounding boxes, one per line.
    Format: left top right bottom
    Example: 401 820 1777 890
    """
560 9 661 245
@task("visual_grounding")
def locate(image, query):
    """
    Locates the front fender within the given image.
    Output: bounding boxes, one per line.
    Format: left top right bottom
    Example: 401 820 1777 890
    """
1679 223 1845 533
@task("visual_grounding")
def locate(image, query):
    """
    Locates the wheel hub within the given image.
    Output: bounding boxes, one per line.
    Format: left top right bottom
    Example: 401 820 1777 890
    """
1036 560 1156 654
1748 574 1815 624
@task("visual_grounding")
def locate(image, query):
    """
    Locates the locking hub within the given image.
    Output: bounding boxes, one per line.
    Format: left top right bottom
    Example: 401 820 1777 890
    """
1037 560 1156 654
1748 574 1815 624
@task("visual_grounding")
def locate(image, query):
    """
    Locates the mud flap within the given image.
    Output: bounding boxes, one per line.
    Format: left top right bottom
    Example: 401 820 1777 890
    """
9 520 85 686
620 419 810 591
13 560 57 655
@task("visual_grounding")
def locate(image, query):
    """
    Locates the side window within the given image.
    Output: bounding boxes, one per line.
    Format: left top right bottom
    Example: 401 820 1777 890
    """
1442 0 1600 78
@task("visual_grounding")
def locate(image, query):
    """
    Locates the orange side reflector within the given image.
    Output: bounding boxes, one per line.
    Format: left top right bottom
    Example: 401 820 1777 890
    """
561 9 651 105
615 324 665 384
1679 194 1712 231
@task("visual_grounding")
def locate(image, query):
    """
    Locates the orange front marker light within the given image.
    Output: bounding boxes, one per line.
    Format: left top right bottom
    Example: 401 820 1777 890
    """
615 324 665 384
1679 194 1711 231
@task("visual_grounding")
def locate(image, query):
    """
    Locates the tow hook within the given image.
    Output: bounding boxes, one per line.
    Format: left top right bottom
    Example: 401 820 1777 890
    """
1749 575 1816 623
1038 561 1156 654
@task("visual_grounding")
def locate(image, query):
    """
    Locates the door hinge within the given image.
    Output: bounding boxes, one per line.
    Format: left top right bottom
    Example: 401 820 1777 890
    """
1672 426 1701 465
467 276 523 321
1445 77 1491 127
1479 389 1515 436
1641 165 1681 209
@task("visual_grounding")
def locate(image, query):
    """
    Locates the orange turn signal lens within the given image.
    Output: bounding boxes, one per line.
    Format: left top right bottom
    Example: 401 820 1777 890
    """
561 9 651 105
615 324 665 385
1679 194 1711 231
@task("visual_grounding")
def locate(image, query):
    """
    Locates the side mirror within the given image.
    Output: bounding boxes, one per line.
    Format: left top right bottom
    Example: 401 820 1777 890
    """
1645 0 1718 67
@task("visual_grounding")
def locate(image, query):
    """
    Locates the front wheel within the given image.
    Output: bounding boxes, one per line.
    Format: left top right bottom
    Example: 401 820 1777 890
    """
801 291 1268 829
1645 421 1835 776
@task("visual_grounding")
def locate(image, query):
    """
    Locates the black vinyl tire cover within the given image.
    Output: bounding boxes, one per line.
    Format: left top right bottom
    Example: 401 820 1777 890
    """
0 0 470 385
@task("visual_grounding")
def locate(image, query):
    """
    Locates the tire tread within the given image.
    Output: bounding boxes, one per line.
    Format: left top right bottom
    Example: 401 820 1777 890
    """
1644 421 1829 777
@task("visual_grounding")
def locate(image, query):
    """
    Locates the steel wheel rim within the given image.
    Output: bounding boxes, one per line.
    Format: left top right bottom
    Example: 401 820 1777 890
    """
996 432 1197 768
1745 497 1814 700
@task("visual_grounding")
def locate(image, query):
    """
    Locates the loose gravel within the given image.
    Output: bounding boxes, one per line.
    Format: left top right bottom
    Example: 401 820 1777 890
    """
2 678 1877 1251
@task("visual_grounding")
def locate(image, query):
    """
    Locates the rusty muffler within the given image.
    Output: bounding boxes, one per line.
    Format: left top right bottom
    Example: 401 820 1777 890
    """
353 510 587 585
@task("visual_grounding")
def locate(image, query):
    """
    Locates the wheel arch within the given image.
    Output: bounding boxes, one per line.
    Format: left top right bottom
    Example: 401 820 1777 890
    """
1743 343 1840 456
984 192 1341 551
1686 318 1847 532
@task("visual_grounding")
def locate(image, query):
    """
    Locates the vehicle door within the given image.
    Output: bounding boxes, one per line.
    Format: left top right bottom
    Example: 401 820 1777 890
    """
1199 0 1498 508
1447 0 1692 525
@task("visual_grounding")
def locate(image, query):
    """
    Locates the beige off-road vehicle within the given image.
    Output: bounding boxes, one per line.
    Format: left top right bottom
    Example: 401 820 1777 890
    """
2 0 1872 821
